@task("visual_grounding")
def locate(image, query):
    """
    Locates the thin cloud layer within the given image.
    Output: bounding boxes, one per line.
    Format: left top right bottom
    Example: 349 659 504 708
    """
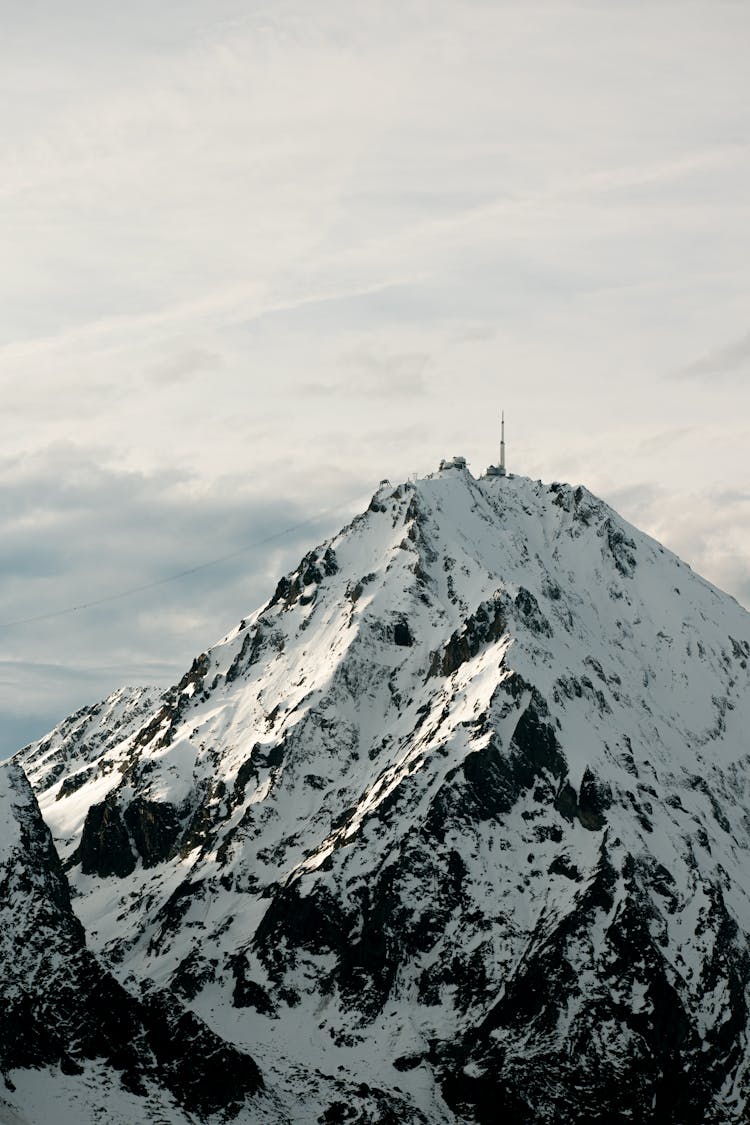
674 330 750 382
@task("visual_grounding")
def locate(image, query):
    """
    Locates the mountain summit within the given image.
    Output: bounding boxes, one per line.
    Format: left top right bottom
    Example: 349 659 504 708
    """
9 464 750 1123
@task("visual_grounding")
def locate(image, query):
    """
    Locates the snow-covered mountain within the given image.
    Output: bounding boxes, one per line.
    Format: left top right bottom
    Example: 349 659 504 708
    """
7 463 750 1123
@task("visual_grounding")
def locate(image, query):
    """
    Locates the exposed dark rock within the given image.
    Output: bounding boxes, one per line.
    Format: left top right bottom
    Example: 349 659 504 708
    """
254 882 350 978
267 547 339 610
602 517 637 577
56 766 95 801
554 673 611 715
422 686 566 842
506 686 568 787
254 838 471 1023
393 619 413 646
78 796 135 877
393 1054 424 1072
132 654 210 752
429 595 507 678
233 750 260 802
579 766 612 828
347 573 376 604
178 777 229 856
689 774 732 835
171 948 218 1001
515 587 553 636
554 780 579 823
226 627 265 683
317 1082 430 1125
548 854 583 880
140 991 263 1116
123 797 181 867
147 878 206 955
555 767 610 831
268 574 293 608
230 954 277 1014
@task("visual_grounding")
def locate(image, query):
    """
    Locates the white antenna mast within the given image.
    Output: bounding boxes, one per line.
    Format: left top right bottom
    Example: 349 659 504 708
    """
500 411 506 476
484 411 508 478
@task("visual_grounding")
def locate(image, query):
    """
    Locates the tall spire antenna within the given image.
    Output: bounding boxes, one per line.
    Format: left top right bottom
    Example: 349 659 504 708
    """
500 411 506 475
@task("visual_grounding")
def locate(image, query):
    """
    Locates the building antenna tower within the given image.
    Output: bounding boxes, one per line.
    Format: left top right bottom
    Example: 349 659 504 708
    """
484 411 508 478
500 411 506 476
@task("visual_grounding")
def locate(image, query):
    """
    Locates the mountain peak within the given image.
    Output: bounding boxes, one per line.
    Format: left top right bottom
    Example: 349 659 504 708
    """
9 469 750 1122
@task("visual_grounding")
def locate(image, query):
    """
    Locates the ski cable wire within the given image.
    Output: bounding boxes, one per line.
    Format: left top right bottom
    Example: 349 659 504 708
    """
0 489 374 631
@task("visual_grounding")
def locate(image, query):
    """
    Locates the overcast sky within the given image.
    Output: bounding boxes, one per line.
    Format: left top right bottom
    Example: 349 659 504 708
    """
2 0 749 755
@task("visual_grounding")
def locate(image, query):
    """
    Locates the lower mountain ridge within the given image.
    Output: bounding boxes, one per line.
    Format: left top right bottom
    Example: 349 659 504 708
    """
7 464 750 1123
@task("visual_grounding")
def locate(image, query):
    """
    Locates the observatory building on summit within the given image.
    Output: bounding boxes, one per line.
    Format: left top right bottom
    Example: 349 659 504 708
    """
439 413 510 478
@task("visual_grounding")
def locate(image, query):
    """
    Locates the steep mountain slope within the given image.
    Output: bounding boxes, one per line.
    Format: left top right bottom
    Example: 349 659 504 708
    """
14 464 750 1123
0 759 265 1124
19 685 160 802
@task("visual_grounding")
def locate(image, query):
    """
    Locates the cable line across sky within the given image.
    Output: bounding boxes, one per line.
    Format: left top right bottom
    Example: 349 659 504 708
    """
0 490 371 632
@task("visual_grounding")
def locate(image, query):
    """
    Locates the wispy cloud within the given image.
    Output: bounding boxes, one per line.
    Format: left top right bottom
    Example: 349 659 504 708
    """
636 428 696 455
0 276 424 361
149 347 226 386
673 330 750 382
303 348 433 399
